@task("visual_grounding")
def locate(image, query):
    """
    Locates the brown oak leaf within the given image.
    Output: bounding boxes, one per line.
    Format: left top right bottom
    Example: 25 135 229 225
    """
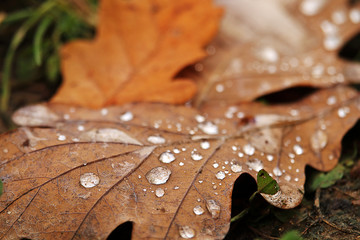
51 0 222 108
190 0 360 106
0 86 359 239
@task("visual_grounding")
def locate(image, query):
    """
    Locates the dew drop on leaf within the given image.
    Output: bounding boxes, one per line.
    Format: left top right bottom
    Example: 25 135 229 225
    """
147 135 166 144
146 166 171 185
212 163 219 169
193 205 204 215
243 144 255 156
215 171 226 180
120 111 133 121
200 141 210 149
206 199 221 219
266 155 274 162
311 130 328 151
246 158 264 172
231 163 242 173
159 152 176 163
191 152 203 161
58 135 66 141
198 122 218 135
80 173 100 188
293 144 304 155
179 225 195 239
195 114 205 123
273 167 282 177
155 188 165 198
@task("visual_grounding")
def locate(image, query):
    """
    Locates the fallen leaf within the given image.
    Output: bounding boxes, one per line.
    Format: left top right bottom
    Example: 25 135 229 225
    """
51 0 222 108
1 86 360 239
189 0 360 106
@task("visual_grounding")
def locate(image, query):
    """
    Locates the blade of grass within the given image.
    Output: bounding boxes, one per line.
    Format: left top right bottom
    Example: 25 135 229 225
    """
34 16 53 66
1 8 34 25
1 0 57 112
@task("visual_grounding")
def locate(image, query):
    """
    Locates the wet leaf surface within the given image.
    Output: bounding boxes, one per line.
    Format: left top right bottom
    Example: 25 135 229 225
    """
1 86 360 239
190 0 360 107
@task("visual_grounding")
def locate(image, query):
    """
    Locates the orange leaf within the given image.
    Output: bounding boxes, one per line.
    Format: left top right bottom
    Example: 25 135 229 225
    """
51 0 222 108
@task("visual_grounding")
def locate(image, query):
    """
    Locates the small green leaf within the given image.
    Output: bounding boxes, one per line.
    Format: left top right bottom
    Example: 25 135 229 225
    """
0 179 3 196
279 230 304 240
307 164 345 192
257 169 280 195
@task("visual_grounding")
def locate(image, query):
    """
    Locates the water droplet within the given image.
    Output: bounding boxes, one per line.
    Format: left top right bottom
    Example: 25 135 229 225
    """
3 148 8 153
120 111 133 121
350 9 360 23
100 108 108 116
146 166 171 185
311 130 328 151
273 167 282 177
231 146 237 151
324 35 341 51
258 46 279 63
213 163 219 168
155 188 165 198
80 173 100 188
327 96 337 105
174 186 180 190
173 148 180 154
246 158 263 172
58 135 66 141
288 153 295 159
179 226 195 239
206 199 221 219
332 10 346 25
77 125 85 131
238 152 244 157
215 171 226 180
300 0 326 16
290 109 299 116
195 114 205 123
293 144 304 155
179 162 184 166
159 152 176 163
231 164 242 173
266 155 274 162
282 175 290 182
191 152 203 161
193 205 204 215
216 84 224 93
312 64 324 78
200 141 210 150
147 135 166 144
243 144 255 156
198 122 218 135
337 107 350 118
294 178 299 182
63 114 70 120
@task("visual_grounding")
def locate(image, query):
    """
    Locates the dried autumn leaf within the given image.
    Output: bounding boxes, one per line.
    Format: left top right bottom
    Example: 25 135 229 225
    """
190 0 360 106
51 0 222 108
1 86 359 239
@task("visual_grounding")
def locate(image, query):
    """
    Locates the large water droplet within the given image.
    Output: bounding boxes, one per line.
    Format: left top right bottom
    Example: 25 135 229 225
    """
206 199 221 219
147 135 166 144
243 144 255 156
266 155 274 162
159 152 176 163
155 188 165 198
80 173 100 188
179 226 195 239
200 141 210 150
324 35 341 51
246 158 263 172
350 9 360 23
311 130 328 151
215 171 226 180
293 144 304 155
195 114 205 123
193 205 204 215
146 166 171 185
120 111 133 121
337 107 350 118
258 46 279 63
231 163 242 173
198 122 218 135
191 152 203 161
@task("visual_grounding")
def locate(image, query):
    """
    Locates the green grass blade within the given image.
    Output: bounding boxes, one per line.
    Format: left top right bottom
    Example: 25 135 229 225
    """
34 16 53 66
1 8 34 24
1 0 57 112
